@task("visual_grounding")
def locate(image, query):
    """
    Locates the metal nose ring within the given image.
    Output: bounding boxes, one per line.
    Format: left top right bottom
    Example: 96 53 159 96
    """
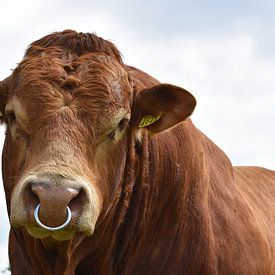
34 204 72 231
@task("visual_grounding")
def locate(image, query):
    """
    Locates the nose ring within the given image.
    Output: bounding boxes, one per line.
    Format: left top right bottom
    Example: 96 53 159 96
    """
34 204 72 231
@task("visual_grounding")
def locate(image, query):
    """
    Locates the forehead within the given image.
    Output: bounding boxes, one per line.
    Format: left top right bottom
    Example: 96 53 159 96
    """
9 51 131 116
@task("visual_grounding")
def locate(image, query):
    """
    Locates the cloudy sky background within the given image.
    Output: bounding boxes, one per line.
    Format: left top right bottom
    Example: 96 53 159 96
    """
0 0 275 269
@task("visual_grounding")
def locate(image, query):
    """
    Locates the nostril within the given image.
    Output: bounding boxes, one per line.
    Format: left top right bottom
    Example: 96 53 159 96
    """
30 181 52 197
68 187 86 218
66 187 80 200
24 183 40 212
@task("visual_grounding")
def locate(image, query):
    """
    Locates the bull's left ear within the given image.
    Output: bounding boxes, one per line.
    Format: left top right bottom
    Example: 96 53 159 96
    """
133 84 196 133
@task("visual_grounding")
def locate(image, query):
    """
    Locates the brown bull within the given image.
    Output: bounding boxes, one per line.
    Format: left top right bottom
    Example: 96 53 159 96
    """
0 30 275 274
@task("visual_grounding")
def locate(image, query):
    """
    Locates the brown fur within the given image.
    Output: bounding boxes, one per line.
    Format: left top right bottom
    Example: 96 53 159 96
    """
1 30 275 274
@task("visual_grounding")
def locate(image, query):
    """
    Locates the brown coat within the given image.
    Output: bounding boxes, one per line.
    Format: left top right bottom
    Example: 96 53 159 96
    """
0 30 274 274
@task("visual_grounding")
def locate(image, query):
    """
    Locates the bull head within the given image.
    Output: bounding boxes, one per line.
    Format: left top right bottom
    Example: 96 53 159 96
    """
0 31 196 244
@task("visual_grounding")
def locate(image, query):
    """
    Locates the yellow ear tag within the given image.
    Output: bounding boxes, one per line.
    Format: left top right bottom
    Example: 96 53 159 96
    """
0 112 3 117
139 112 162 128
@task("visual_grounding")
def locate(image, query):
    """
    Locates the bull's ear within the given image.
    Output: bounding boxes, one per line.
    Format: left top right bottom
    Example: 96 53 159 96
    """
133 84 196 133
0 78 9 123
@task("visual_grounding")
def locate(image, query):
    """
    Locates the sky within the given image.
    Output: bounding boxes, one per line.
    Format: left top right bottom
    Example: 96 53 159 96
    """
0 0 275 270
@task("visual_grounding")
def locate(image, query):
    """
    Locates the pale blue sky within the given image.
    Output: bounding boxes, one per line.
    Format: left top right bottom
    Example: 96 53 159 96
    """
0 0 274 270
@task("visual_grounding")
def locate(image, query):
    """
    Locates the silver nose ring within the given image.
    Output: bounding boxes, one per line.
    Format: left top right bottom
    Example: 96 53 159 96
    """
34 204 72 231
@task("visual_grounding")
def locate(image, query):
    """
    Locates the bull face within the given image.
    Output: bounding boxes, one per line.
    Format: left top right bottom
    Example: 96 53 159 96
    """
1 52 133 241
0 31 196 243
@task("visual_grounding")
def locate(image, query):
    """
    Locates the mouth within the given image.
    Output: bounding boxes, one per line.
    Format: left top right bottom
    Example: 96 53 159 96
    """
24 203 96 241
24 202 77 241
25 224 77 241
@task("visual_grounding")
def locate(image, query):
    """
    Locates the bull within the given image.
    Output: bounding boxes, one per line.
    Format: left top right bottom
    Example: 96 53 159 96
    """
0 30 275 274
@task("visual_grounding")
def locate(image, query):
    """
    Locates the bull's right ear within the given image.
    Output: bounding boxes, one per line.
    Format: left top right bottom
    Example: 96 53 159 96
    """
0 78 9 123
132 83 196 134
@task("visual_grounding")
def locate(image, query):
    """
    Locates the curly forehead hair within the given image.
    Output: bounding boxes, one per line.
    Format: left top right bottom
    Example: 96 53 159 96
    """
0 31 130 125
25 29 123 64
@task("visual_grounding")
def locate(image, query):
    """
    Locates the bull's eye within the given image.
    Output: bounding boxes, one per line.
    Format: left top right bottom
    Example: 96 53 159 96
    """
108 118 129 140
5 112 16 127
117 118 129 130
